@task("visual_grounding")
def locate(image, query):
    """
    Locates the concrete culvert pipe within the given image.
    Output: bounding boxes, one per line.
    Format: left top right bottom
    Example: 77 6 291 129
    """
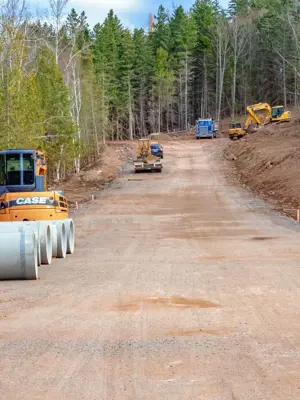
43 221 67 259
64 219 75 254
0 230 38 280
52 221 67 259
36 222 53 265
0 221 52 266
50 224 58 258
0 222 41 266
37 236 41 266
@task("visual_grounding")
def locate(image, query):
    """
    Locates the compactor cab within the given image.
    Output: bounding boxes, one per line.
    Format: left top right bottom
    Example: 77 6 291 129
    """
0 149 68 221
228 122 246 140
229 122 241 129
0 149 47 195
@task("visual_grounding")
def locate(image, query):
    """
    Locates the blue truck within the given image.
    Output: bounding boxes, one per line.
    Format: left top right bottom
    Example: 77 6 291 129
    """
150 143 163 158
196 119 217 139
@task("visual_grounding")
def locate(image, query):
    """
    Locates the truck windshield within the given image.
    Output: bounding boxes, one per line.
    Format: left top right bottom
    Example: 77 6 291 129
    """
0 153 34 186
199 121 210 126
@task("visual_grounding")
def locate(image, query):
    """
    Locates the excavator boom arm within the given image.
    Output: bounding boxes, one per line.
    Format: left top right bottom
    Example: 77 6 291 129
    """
245 103 272 130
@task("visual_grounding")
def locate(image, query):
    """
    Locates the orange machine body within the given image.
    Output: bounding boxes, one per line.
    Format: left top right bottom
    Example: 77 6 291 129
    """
0 149 69 221
0 191 68 221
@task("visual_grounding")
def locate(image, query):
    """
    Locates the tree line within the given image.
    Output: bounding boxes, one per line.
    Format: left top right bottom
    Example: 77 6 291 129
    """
0 0 299 179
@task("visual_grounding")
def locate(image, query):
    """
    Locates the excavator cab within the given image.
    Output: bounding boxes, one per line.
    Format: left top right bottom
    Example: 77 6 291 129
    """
272 106 284 118
0 149 47 195
271 106 291 122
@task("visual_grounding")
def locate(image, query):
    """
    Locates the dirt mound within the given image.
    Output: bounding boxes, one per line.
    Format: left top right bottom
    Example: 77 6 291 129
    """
148 132 172 141
61 144 127 206
158 133 172 141
148 131 196 141
224 119 300 218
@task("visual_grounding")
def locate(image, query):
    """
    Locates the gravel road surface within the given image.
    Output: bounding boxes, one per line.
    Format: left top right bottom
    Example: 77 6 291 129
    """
1 140 300 399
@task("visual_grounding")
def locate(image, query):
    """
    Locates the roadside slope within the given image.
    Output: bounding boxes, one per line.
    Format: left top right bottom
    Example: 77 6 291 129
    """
55 143 133 207
224 119 300 218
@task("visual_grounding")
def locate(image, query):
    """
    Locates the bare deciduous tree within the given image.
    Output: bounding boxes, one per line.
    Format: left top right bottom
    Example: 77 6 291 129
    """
230 14 249 118
212 15 230 122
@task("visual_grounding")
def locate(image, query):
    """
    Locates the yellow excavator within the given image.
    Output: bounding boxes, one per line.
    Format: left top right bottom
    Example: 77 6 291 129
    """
133 139 162 173
245 103 291 131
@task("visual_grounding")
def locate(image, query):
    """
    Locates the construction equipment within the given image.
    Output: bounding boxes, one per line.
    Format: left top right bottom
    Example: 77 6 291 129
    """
149 133 164 158
228 122 247 140
151 143 163 158
270 105 291 123
245 103 291 131
0 149 69 221
196 119 216 139
133 139 162 173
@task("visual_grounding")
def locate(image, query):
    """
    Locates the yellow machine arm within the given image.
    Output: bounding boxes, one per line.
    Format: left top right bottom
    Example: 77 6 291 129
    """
245 103 271 130
136 139 157 162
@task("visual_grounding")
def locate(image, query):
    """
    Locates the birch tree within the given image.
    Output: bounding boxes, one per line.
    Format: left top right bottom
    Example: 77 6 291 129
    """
230 13 248 118
212 14 230 121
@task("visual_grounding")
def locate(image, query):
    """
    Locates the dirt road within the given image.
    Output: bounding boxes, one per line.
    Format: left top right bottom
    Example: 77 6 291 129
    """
1 140 300 399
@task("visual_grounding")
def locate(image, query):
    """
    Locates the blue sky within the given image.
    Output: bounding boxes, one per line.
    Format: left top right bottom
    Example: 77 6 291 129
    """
29 0 229 30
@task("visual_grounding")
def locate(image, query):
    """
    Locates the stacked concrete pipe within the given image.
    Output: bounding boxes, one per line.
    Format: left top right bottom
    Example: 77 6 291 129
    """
0 218 74 281
63 219 75 254
53 220 67 258
0 228 38 280
40 222 58 258
42 220 67 259
36 222 52 265
0 222 52 267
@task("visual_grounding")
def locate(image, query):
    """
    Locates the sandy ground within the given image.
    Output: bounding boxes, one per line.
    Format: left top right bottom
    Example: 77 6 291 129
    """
1 139 300 399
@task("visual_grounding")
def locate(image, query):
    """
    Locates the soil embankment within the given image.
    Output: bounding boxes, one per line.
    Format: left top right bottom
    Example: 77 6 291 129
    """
59 143 134 207
224 118 300 218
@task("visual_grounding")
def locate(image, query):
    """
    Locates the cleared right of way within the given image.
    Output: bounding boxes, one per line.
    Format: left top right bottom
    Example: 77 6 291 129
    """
1 139 300 399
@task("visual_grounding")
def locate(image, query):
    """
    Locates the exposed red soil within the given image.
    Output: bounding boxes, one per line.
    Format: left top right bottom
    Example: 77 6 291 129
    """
58 143 134 207
224 118 300 219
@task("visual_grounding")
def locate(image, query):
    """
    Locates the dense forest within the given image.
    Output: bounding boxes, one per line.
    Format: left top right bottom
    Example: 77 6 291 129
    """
0 0 299 179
